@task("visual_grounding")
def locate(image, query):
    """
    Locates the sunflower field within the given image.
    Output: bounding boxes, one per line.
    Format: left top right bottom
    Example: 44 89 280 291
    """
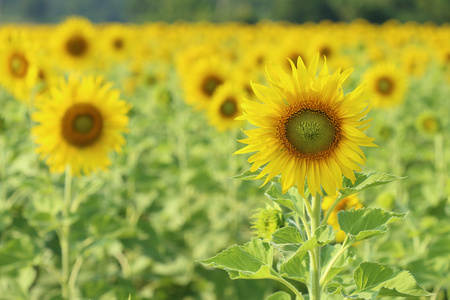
0 17 449 300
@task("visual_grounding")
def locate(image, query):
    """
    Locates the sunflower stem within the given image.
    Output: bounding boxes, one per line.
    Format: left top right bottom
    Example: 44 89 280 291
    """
434 132 446 201
60 166 72 299
309 194 322 300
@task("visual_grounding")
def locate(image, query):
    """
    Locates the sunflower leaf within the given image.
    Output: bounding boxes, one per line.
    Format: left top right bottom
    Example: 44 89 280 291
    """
265 291 291 300
337 208 406 242
272 226 303 254
340 172 403 198
347 262 432 299
265 182 305 218
321 244 355 285
197 238 277 280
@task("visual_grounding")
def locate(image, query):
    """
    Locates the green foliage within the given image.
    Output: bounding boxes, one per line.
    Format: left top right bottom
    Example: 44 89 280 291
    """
326 262 432 299
265 291 291 300
340 172 404 199
198 239 276 280
337 208 407 243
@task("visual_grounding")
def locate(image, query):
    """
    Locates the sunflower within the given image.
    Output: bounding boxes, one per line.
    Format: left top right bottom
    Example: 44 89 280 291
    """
322 193 363 242
52 17 96 70
31 75 131 175
0 31 36 102
207 82 245 132
181 57 230 110
416 111 441 136
235 54 376 197
99 23 133 63
362 62 407 109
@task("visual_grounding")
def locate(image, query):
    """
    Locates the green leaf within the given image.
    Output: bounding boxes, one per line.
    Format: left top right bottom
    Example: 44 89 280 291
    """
272 226 303 254
265 182 305 217
350 262 431 299
315 225 334 246
198 239 276 280
279 250 309 283
320 244 355 285
338 208 407 242
340 172 403 198
278 225 335 282
233 168 269 181
265 291 291 300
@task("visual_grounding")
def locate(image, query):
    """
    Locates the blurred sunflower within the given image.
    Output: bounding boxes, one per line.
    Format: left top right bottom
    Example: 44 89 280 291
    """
416 111 441 136
322 193 363 242
207 82 245 132
181 57 229 110
32 75 131 175
0 31 36 102
401 46 430 78
363 62 407 109
52 17 96 70
235 54 376 197
100 23 133 63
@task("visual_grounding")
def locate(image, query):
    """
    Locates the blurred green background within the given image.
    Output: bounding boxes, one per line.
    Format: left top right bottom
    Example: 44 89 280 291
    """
0 0 449 24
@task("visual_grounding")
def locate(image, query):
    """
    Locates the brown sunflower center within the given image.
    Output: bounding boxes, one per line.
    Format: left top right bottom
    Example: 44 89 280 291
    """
376 76 394 95
62 103 103 147
8 52 29 78
202 75 223 97
319 46 332 58
66 35 88 57
220 97 238 118
278 105 340 159
113 38 124 50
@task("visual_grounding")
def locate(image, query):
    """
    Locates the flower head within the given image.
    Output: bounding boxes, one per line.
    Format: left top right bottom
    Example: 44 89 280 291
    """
236 53 376 197
32 75 131 175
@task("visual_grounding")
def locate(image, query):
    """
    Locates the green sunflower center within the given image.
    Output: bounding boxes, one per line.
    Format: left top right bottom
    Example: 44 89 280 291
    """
220 98 238 117
62 103 103 147
285 110 336 155
66 35 88 57
73 115 95 134
9 52 29 78
202 75 223 97
377 76 394 95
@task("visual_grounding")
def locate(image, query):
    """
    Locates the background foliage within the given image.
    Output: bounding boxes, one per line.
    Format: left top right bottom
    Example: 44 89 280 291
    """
0 0 450 24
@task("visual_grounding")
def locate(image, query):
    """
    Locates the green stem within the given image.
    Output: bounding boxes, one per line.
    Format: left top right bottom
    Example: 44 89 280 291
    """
309 194 322 300
319 236 350 286
60 166 72 299
434 133 446 201
271 269 305 300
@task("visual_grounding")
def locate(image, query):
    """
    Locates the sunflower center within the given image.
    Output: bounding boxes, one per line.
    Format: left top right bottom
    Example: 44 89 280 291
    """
62 103 103 147
220 98 238 117
202 75 223 97
285 110 336 155
113 38 123 50
320 46 331 58
66 35 88 57
9 52 29 78
377 76 394 95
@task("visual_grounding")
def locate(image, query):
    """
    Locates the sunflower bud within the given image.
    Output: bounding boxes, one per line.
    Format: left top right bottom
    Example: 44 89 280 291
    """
250 205 284 241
